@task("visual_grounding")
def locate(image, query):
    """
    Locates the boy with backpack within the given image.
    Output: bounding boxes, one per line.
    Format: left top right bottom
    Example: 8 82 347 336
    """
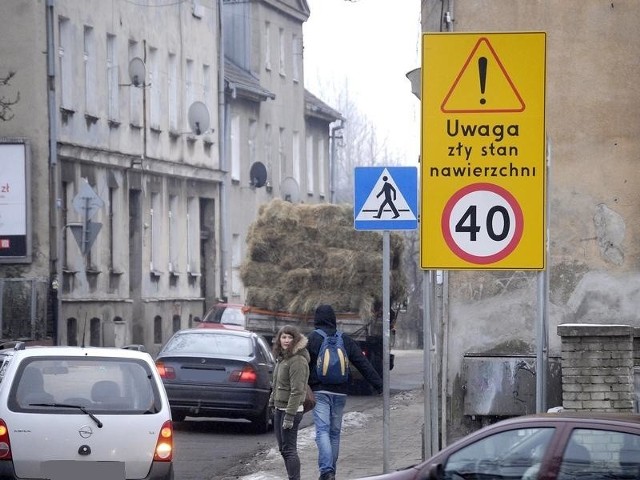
307 304 383 480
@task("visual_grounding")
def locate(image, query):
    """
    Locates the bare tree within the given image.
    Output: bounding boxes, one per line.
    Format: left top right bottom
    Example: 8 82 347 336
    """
319 81 403 203
1 71 20 121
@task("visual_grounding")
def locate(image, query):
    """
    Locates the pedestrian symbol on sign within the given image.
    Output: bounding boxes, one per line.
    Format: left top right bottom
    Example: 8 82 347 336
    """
374 176 400 219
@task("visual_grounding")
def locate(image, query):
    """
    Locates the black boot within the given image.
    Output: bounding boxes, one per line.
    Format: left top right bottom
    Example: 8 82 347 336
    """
319 472 336 480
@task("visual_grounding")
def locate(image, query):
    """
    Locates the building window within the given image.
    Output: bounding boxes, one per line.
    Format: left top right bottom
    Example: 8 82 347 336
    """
107 34 119 122
168 195 179 273
278 27 286 76
248 119 257 170
292 131 300 184
172 315 181 333
150 192 162 273
203 64 211 107
264 124 272 175
185 59 194 132
90 317 101 346
231 115 240 181
264 21 271 71
129 40 142 127
154 315 162 344
292 33 300 83
148 46 160 130
318 137 326 197
232 233 242 296
306 135 314 195
66 317 78 346
58 17 74 111
84 26 97 117
61 181 70 270
186 197 200 275
108 186 116 270
168 53 178 132
279 127 286 179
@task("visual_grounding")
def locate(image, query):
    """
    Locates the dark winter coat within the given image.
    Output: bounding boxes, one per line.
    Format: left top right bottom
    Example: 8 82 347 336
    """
307 304 383 395
269 335 310 416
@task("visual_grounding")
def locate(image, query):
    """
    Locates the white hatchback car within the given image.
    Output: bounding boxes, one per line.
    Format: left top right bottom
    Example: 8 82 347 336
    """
0 342 174 480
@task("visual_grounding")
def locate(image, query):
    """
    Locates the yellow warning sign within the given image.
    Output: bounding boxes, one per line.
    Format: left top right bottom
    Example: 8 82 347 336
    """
420 32 546 270
441 37 525 114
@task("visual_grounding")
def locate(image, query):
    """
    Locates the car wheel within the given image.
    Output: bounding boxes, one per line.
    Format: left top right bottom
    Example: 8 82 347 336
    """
250 404 272 434
171 410 186 422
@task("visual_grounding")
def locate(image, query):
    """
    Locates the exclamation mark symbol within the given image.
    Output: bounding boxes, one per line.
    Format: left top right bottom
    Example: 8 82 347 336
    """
478 56 487 105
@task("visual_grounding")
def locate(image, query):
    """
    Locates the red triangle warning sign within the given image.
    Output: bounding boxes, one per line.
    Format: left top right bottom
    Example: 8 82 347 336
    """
441 37 525 114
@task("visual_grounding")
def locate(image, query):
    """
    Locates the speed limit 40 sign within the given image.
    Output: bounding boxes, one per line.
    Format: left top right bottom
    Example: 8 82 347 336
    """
420 32 546 269
442 183 523 264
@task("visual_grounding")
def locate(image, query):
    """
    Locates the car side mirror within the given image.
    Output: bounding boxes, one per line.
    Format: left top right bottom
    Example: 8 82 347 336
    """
426 463 444 480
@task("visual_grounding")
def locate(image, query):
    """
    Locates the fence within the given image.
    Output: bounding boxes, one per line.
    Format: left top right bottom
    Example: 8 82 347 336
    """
0 278 52 342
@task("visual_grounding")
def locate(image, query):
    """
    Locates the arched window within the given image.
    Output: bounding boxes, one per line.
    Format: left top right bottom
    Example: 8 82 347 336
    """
90 317 101 346
172 314 181 333
67 317 78 346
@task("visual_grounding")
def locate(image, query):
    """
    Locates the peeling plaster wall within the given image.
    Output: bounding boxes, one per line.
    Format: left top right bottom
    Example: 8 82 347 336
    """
421 0 640 443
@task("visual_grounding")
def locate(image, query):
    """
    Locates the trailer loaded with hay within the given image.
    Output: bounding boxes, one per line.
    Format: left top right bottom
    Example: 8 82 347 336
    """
236 199 407 392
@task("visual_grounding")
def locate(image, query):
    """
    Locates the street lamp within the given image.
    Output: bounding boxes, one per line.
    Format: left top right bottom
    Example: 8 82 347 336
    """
406 68 421 100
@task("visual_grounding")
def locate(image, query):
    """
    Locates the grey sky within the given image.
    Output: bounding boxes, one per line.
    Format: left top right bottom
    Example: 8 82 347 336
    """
303 0 422 164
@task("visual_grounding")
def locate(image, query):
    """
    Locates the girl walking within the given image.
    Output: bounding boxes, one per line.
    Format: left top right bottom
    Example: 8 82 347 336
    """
269 325 310 480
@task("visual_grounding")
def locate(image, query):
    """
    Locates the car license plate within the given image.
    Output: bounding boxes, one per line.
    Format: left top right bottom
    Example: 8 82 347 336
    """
41 460 125 480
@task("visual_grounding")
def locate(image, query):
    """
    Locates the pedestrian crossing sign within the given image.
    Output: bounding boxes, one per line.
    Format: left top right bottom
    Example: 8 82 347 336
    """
354 166 418 231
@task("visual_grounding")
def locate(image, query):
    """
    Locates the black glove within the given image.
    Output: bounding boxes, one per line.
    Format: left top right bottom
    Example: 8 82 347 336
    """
282 414 295 429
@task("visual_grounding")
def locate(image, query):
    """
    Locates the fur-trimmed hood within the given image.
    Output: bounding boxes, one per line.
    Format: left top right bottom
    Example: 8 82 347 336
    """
290 334 308 355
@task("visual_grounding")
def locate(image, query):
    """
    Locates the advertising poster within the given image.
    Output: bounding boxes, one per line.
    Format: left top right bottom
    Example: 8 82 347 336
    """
0 143 28 260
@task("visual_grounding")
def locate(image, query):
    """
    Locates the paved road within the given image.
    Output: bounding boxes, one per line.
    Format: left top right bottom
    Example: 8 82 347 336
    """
172 350 424 479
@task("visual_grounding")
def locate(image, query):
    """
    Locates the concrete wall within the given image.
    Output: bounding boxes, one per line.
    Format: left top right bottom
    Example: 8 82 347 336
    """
420 0 640 444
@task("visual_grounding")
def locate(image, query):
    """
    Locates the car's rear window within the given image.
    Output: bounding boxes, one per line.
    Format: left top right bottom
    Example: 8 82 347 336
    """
163 332 253 356
8 356 161 414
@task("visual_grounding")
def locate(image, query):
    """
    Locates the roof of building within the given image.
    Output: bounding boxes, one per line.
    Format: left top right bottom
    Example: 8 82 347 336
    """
224 58 275 102
304 90 344 123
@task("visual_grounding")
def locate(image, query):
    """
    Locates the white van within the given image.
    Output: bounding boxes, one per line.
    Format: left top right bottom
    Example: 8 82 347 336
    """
0 343 174 480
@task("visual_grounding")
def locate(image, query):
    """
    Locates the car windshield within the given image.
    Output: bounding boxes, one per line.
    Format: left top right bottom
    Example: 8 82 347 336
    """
443 427 555 479
162 332 253 356
8 356 160 414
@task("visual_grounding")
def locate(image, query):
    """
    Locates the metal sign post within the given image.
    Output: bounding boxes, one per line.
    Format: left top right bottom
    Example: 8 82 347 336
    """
382 231 390 473
353 166 418 474
422 270 433 460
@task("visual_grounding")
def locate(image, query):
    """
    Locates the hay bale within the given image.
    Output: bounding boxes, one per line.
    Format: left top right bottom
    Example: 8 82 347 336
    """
245 287 287 311
240 262 282 287
241 199 406 315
